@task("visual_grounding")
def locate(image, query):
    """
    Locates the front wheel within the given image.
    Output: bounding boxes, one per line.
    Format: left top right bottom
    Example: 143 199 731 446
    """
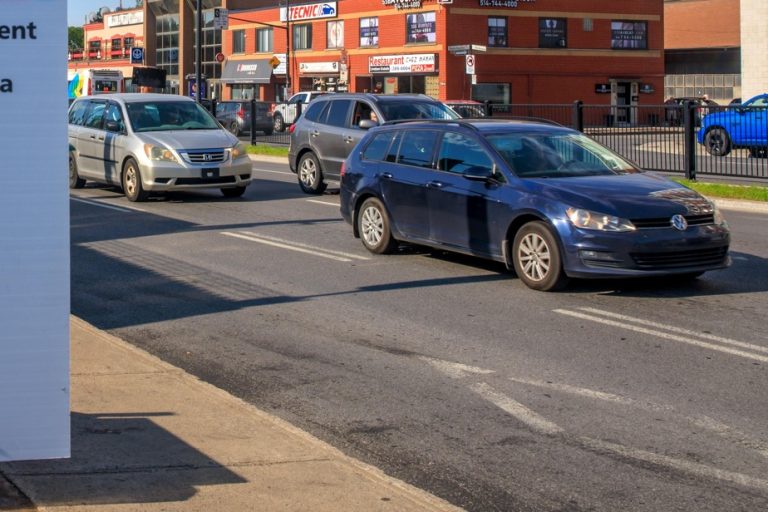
512 221 567 292
69 153 85 189
297 152 327 194
358 198 397 254
221 186 247 198
704 128 731 157
122 158 149 202
273 113 285 132
229 121 240 137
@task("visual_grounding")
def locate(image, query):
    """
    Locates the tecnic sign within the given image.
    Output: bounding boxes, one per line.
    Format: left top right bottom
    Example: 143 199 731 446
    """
280 2 337 22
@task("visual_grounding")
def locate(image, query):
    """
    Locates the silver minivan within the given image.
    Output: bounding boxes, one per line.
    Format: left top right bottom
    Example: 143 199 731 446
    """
288 93 458 194
68 93 253 201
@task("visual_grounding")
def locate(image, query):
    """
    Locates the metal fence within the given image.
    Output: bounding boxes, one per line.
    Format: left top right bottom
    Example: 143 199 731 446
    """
483 102 768 181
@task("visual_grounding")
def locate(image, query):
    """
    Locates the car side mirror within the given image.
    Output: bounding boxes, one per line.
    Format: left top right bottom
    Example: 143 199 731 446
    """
105 120 122 133
463 166 495 182
359 119 377 130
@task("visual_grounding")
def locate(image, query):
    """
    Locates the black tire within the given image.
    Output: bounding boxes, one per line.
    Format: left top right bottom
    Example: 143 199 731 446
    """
512 221 568 292
704 128 731 157
69 153 85 189
122 158 149 202
221 186 247 198
229 121 240 137
357 197 397 254
273 113 285 133
297 152 327 194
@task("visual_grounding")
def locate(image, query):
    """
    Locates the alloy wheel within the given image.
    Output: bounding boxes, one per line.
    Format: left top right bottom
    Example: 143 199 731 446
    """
361 206 384 247
517 233 551 282
300 158 317 187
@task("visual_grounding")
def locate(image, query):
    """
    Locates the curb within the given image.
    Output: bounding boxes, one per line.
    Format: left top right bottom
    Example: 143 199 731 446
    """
248 154 289 164
711 197 768 214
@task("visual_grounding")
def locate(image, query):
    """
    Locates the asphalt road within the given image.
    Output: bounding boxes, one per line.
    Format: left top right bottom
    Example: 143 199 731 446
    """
70 160 768 512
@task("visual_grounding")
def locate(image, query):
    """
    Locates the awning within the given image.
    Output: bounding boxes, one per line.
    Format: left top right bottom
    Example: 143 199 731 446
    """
220 59 273 84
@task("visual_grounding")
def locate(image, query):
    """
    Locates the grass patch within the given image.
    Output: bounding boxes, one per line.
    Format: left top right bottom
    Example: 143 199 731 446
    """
246 144 289 157
673 178 768 202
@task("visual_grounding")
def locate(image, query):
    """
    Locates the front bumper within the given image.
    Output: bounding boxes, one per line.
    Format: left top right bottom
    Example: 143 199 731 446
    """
558 222 731 278
140 157 253 191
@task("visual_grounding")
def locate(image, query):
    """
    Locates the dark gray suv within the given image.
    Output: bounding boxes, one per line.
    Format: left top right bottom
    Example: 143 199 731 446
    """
288 93 458 194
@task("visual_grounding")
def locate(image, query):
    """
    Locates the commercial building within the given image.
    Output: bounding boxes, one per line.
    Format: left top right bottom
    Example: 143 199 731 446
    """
664 0 741 103
216 0 664 116
68 7 146 94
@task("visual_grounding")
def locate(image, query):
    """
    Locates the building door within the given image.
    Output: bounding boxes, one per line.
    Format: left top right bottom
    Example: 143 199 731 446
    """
615 81 631 124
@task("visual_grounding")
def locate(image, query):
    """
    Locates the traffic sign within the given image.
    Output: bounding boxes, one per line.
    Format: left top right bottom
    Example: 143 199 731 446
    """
465 54 475 75
269 56 282 69
130 47 144 64
470 44 487 53
448 44 470 55
214 8 229 29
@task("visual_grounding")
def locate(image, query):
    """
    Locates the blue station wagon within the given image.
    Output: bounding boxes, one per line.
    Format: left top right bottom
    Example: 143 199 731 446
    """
340 120 731 291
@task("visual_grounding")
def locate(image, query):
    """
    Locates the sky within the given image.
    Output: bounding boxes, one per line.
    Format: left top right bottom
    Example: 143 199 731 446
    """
68 0 140 27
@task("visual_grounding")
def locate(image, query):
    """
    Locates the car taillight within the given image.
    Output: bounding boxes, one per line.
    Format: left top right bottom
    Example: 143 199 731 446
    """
288 123 296 134
340 161 346 179
237 107 246 119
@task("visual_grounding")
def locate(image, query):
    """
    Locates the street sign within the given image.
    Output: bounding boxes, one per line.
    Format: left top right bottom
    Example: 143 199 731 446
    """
214 8 229 29
470 44 487 52
471 74 477 85
130 47 144 64
448 44 470 55
465 54 475 75
269 56 282 69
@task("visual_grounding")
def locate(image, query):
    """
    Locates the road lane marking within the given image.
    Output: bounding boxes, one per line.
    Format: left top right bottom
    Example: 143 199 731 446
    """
578 307 768 355
580 436 768 493
470 382 564 435
70 196 138 213
238 231 369 260
306 199 339 207
553 309 768 364
419 356 495 379
252 168 292 175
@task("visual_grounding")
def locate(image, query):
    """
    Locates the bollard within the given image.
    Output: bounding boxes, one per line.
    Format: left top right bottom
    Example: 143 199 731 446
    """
250 99 256 146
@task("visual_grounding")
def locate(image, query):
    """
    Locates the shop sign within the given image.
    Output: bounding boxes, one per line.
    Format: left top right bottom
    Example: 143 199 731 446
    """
107 10 144 28
382 0 423 9
369 54 436 74
595 83 611 94
280 1 337 22
640 83 655 94
478 0 536 7
299 61 340 74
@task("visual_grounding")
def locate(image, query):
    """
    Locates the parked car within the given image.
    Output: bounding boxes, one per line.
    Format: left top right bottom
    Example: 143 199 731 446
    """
340 119 730 291
665 96 719 127
216 100 274 137
68 94 252 201
289 93 459 194
698 93 768 157
272 91 328 132
444 100 487 119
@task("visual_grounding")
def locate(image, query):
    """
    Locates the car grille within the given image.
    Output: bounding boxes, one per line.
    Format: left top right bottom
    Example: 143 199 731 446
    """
630 246 728 269
181 150 226 164
631 214 715 229
176 176 236 185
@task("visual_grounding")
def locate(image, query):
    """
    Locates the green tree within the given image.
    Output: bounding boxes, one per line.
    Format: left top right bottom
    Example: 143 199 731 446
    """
68 26 84 50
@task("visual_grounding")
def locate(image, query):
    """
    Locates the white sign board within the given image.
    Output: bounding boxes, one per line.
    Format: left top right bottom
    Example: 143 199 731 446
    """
214 8 229 29
272 53 287 75
465 54 475 74
299 61 340 74
0 1 70 461
280 2 337 22
106 10 144 28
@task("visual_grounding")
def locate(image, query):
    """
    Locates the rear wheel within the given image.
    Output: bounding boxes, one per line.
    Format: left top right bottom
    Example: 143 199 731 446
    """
221 186 247 198
69 153 85 189
512 221 567 292
704 128 731 156
297 152 326 194
228 121 240 137
122 158 149 202
358 198 397 254
273 113 285 132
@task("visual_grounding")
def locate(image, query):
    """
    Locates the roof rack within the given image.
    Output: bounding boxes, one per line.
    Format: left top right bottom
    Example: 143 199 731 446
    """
491 116 565 127
380 118 483 131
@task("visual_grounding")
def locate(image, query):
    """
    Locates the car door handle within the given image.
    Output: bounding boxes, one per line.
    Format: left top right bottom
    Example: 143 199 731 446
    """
98 136 105 141
311 130 320 137
426 181 444 189
380 172 393 179
344 136 354 143
89 134 96 139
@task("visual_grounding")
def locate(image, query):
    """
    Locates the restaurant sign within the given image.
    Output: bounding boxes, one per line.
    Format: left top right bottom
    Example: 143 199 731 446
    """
369 54 436 73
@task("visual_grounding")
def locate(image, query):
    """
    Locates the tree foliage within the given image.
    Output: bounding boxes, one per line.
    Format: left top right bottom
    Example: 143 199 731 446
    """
68 26 84 50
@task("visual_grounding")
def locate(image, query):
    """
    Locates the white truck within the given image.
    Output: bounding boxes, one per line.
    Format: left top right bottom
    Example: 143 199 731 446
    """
271 91 328 132
68 69 124 100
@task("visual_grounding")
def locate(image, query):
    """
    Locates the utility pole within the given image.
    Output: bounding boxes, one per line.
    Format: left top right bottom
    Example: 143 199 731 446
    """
195 0 202 103
285 0 291 100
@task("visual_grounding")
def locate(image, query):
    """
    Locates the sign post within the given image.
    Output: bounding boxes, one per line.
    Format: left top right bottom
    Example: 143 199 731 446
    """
0 0 71 462
213 8 229 30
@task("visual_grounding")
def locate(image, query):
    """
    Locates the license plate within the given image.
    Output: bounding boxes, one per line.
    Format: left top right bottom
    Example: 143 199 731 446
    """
203 168 219 178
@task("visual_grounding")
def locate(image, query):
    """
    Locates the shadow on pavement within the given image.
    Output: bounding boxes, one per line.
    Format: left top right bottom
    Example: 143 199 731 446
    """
0 413 245 508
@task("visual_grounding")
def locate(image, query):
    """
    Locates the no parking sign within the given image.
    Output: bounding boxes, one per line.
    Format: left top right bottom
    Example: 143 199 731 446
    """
465 54 475 75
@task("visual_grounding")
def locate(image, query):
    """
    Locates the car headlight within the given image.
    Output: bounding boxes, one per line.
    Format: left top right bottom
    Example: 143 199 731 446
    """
231 142 249 160
713 204 727 226
566 207 636 232
144 144 178 163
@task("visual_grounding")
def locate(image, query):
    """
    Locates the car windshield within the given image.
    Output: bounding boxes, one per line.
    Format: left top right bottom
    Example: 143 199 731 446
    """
126 101 220 132
378 101 459 121
488 132 640 178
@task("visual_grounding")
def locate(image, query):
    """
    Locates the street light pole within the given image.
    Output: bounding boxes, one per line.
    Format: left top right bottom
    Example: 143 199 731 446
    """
195 0 202 103
285 0 291 100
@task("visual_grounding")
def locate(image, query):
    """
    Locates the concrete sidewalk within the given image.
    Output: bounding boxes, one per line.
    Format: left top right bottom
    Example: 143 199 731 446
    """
0 317 461 512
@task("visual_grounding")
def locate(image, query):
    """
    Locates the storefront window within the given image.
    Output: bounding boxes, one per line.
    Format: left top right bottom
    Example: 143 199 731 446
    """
406 12 436 44
231 84 258 100
293 24 312 50
472 83 510 104
488 17 507 47
539 18 567 48
360 17 378 47
611 21 647 50
257 28 273 52
232 30 245 54
327 20 344 49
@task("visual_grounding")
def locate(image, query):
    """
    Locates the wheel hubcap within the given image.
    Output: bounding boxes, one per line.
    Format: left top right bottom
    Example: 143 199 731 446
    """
518 233 551 282
125 167 136 196
361 206 384 246
300 159 316 186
